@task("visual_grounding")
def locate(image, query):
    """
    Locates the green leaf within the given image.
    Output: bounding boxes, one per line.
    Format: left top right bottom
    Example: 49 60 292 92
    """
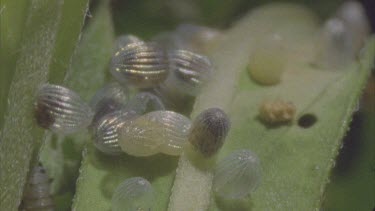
322 110 375 211
72 3 374 211
0 0 30 128
39 0 114 207
0 0 88 210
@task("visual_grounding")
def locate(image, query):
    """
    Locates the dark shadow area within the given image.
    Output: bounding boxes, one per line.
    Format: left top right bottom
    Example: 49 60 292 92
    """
297 113 317 128
331 112 363 175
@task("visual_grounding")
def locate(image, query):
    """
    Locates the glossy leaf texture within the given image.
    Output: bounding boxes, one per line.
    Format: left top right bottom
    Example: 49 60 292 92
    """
0 0 89 210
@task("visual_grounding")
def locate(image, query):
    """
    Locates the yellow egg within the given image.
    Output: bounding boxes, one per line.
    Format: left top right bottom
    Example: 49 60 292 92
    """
247 34 287 85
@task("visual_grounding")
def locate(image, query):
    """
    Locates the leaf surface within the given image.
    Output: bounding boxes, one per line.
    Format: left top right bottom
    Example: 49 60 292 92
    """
0 0 88 209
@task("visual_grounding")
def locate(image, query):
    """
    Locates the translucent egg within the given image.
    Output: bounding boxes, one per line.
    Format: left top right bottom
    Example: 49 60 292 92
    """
175 24 221 53
247 34 287 85
112 177 155 211
110 42 169 88
162 50 213 96
152 31 185 51
125 92 165 115
89 82 129 126
152 24 221 53
188 108 230 157
213 149 261 199
118 111 191 156
258 99 296 124
316 18 354 69
22 163 54 210
92 110 138 155
34 84 93 134
113 34 144 53
336 1 370 53
151 86 194 112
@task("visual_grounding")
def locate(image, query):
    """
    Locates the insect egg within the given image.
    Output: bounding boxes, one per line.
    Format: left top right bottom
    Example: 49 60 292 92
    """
152 31 185 50
258 99 296 124
335 1 370 53
118 110 191 156
162 49 213 96
247 34 287 85
92 110 138 155
21 163 54 211
112 177 155 211
315 18 354 69
175 24 221 53
34 84 93 134
110 42 169 88
213 149 261 199
188 108 230 157
125 92 165 115
113 34 144 53
89 82 129 127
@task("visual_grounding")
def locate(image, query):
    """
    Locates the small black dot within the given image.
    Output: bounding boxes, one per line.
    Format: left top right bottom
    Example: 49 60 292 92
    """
298 114 317 128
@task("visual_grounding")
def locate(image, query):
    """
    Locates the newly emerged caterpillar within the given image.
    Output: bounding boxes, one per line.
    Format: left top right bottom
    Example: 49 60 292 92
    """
21 163 54 211
118 110 191 156
112 177 155 211
110 42 169 88
34 84 93 134
89 82 129 127
92 109 138 155
213 149 261 199
188 108 230 157
258 99 296 124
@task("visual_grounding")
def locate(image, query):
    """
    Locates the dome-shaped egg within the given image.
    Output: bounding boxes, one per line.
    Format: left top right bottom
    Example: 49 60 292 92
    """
112 177 155 211
34 84 93 134
213 149 261 199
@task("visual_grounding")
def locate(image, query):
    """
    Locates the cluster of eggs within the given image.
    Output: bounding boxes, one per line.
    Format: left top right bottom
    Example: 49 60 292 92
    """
33 24 262 210
112 149 261 211
34 31 217 157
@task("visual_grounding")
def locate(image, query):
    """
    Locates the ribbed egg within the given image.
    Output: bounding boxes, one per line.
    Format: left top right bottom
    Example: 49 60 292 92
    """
92 110 138 155
118 111 191 156
110 42 169 88
188 108 230 157
34 84 93 134
125 92 165 115
162 49 213 96
113 34 144 53
21 163 54 211
89 82 129 126
112 177 155 211
213 149 261 199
